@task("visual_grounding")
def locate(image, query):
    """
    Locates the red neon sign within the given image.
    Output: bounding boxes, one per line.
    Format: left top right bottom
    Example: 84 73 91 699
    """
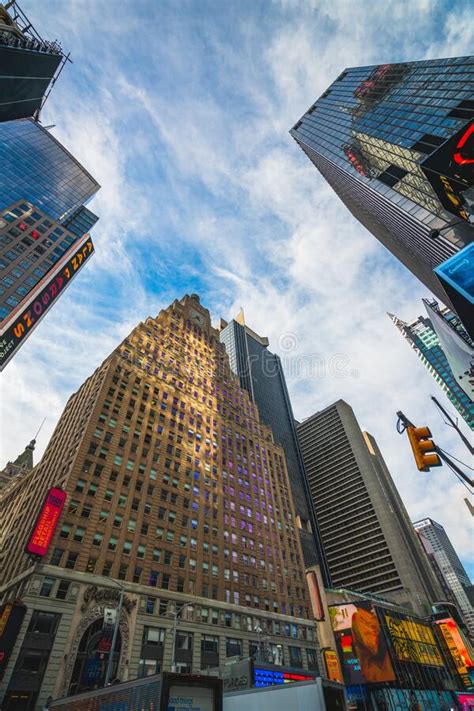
453 121 474 166
25 487 66 557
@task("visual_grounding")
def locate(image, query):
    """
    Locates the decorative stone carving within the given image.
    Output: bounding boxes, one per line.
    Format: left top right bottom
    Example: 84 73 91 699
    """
60 602 130 697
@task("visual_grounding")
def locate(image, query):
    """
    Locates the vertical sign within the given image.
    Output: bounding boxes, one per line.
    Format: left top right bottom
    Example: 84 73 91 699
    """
25 487 67 557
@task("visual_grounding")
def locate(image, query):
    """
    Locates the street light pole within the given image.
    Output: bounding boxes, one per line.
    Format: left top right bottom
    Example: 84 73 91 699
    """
104 581 125 687
169 602 193 673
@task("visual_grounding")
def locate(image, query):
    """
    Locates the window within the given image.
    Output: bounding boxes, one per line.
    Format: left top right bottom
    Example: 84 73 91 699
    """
59 523 71 539
201 635 219 654
39 576 55 597
307 648 318 671
143 627 165 645
288 646 302 668
176 631 193 650
226 638 242 657
74 527 86 542
50 548 63 566
27 611 59 635
138 659 160 678
56 580 70 600
145 597 156 614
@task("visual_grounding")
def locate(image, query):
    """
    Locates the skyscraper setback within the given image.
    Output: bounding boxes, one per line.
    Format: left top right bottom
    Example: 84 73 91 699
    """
296 400 443 615
219 311 330 582
0 295 319 706
290 57 474 332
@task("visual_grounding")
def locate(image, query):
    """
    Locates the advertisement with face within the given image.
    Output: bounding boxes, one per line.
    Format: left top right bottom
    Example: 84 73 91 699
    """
330 604 396 685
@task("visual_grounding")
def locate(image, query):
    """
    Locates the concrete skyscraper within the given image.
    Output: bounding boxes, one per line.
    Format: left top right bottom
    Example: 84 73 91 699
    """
297 400 443 615
414 518 474 639
389 300 474 430
219 312 330 583
290 57 474 335
0 295 320 709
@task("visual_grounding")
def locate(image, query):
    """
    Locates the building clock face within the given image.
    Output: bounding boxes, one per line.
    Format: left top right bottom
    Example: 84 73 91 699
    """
190 309 205 326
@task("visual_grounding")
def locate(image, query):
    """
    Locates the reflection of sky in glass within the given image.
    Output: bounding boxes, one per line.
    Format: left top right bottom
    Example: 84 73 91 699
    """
0 119 99 221
293 57 473 182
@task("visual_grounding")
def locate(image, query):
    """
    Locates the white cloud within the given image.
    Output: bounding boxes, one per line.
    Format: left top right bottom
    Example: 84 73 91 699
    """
2 0 473 576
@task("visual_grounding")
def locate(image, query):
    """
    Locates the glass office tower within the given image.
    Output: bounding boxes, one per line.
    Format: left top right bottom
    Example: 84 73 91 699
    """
290 57 474 329
0 118 99 221
389 302 474 430
219 312 331 584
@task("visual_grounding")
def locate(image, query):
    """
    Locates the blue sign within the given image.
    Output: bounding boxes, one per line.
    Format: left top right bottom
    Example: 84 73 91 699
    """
435 243 474 305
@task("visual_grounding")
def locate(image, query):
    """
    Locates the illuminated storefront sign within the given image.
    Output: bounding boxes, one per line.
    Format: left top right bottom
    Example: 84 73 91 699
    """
253 667 315 687
330 604 396 685
384 615 444 667
421 119 474 221
0 235 94 370
323 649 343 684
25 487 67 557
436 617 474 690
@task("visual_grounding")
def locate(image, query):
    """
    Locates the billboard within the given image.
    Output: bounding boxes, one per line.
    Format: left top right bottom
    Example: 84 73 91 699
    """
435 243 474 307
384 614 444 667
330 604 396 684
323 649 343 684
436 617 474 690
25 487 67 557
0 602 26 680
421 119 474 221
0 235 94 370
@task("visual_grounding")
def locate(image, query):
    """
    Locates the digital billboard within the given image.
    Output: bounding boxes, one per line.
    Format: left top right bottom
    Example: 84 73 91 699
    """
323 649 344 684
0 235 94 370
25 487 67 557
330 604 396 685
384 614 444 667
421 119 474 221
436 617 474 690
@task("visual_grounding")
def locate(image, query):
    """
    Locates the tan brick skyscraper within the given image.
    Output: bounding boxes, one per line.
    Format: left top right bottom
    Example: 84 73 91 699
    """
0 295 319 703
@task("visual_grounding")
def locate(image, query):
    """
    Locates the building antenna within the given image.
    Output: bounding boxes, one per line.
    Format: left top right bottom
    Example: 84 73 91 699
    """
34 418 46 441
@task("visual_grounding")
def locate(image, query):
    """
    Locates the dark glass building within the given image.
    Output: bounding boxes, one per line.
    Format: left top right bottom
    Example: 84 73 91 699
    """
290 57 474 328
0 3 66 122
0 118 100 221
219 312 331 583
389 301 474 430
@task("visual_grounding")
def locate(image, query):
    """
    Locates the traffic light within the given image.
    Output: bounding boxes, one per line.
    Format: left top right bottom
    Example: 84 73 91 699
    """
406 426 442 472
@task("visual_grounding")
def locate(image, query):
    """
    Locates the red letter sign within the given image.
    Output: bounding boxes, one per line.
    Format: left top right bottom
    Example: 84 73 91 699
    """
25 487 67 557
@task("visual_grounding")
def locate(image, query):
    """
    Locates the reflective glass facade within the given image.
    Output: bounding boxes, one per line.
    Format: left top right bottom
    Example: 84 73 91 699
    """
219 318 330 582
389 306 474 430
0 200 90 322
291 57 474 310
62 205 99 239
0 118 99 220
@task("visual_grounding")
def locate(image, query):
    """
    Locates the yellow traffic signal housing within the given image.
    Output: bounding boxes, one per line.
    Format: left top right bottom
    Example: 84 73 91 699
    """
406 426 442 472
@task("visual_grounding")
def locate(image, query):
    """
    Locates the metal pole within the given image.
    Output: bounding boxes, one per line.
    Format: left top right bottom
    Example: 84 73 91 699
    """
431 396 474 455
171 612 178 673
104 588 124 687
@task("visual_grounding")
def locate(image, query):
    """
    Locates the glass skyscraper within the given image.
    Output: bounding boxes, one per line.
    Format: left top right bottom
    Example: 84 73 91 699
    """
290 57 474 324
0 118 99 221
389 301 474 430
219 312 331 584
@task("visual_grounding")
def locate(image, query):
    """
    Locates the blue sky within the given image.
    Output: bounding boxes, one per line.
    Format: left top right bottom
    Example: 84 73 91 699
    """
2 0 473 575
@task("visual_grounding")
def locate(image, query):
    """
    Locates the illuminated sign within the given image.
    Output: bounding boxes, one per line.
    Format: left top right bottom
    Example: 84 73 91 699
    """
0 235 94 370
384 615 444 667
25 487 66 557
435 243 474 306
323 649 343 684
421 119 474 221
0 603 26 681
253 667 315 687
330 604 396 684
436 617 474 689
